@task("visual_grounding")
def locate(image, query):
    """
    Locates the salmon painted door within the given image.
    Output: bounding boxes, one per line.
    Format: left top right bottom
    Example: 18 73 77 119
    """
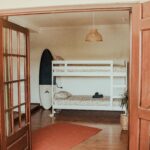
0 20 31 150
130 1 150 150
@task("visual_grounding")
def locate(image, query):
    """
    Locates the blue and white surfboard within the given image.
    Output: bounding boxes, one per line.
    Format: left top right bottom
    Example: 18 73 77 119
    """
39 49 54 109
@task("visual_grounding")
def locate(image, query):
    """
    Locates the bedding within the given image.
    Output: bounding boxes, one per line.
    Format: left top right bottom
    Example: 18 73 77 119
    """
54 95 121 106
53 67 126 73
54 91 72 99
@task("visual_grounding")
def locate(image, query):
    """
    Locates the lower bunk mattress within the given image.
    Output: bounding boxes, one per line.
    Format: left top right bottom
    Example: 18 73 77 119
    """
54 95 121 107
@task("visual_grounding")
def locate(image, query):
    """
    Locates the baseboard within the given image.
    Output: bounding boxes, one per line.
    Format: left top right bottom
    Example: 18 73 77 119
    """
30 103 41 113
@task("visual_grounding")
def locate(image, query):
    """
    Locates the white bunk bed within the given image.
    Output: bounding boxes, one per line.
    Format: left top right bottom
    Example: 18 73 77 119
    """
51 60 127 114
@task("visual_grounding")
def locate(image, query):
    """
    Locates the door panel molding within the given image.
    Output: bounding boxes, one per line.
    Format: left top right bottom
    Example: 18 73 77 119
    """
141 18 150 30
138 107 150 121
142 1 150 18
130 1 150 149
7 125 29 146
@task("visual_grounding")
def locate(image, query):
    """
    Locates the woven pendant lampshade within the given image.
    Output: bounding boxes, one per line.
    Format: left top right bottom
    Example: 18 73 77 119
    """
85 12 103 42
85 28 103 42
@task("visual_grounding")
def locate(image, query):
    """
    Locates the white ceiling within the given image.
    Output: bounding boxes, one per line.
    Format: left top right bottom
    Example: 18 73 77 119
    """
9 11 129 32
9 11 129 30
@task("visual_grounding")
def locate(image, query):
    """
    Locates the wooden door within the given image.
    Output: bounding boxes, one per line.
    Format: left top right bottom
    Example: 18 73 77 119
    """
0 20 31 150
130 1 150 150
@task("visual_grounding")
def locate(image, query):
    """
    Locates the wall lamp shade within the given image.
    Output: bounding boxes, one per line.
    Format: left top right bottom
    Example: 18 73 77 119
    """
85 28 103 42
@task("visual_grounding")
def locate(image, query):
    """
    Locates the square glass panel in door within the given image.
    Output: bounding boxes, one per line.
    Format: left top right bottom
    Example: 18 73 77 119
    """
20 81 25 104
21 105 26 126
20 57 25 79
4 56 10 82
4 84 10 110
12 30 18 54
13 107 20 132
12 57 18 81
3 28 10 54
13 82 18 107
20 33 26 55
5 111 12 136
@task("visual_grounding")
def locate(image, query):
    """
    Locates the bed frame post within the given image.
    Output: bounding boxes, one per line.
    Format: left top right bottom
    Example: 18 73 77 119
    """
50 61 55 117
110 61 113 109
125 61 128 91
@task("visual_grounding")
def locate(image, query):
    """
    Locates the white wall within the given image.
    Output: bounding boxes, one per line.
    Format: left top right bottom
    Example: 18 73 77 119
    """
31 25 130 59
56 77 111 95
30 24 130 103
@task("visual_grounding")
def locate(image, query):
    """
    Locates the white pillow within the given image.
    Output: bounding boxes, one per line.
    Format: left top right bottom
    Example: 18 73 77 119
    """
54 91 72 99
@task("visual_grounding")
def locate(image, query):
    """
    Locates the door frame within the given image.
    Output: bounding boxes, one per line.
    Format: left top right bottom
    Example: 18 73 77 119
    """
0 3 134 16
0 2 139 150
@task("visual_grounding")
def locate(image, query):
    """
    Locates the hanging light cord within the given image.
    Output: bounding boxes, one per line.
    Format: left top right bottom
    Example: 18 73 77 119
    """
92 12 95 29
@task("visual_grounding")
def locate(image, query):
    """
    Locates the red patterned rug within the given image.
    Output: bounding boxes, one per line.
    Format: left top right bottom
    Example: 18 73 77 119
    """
32 123 101 150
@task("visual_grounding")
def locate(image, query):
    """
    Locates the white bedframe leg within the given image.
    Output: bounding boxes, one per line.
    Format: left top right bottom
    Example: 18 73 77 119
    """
49 107 56 118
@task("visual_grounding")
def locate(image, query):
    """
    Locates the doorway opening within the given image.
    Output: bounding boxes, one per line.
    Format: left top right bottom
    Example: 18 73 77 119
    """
1 5 132 150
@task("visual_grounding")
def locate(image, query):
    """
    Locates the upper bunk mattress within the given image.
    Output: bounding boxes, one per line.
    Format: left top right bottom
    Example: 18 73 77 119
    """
53 67 126 72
